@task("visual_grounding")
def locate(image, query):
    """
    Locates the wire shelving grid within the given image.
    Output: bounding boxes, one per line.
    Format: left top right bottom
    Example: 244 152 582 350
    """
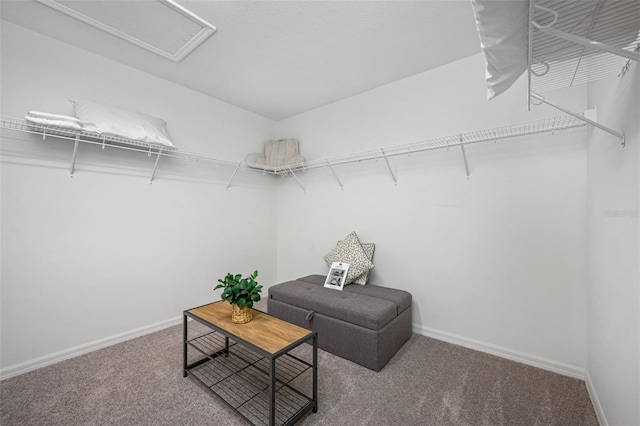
1 112 588 190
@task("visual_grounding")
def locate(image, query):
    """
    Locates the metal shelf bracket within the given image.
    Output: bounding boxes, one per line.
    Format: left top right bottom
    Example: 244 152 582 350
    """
381 148 397 185
531 93 625 146
225 164 241 191
287 167 306 192
326 160 343 190
70 135 80 177
460 137 470 179
149 149 163 183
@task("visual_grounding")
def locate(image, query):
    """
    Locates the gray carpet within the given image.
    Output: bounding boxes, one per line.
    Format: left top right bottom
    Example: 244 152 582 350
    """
1 313 598 426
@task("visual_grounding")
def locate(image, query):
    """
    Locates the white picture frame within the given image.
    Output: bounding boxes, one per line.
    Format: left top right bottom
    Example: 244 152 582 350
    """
324 262 349 291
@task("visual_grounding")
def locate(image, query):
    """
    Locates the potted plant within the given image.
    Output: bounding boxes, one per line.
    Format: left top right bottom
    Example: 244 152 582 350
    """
214 270 263 323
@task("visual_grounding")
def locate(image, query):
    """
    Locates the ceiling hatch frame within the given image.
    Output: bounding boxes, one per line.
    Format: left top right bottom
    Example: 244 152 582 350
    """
35 0 217 62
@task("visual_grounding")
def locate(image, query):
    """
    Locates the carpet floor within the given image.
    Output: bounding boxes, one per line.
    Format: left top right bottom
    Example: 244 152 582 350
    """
1 316 598 426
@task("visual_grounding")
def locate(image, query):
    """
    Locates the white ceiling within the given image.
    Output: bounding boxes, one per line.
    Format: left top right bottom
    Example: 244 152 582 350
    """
1 0 482 120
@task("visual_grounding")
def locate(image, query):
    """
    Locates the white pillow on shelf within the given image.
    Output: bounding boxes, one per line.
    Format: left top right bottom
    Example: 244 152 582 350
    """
70 99 175 147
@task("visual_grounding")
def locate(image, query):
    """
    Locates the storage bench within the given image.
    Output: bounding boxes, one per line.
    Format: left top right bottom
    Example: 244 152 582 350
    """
267 274 412 371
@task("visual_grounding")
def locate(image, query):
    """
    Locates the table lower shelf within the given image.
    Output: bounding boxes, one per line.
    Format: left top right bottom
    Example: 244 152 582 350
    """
186 330 315 426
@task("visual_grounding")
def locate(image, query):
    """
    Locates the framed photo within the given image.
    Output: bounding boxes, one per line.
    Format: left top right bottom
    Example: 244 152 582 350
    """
324 262 349 291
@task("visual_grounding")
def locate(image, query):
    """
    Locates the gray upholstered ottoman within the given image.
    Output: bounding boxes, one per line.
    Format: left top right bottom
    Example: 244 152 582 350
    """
267 275 412 371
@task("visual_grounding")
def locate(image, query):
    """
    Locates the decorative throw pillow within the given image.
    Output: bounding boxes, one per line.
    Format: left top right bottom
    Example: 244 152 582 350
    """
324 231 374 284
336 240 375 285
353 242 375 285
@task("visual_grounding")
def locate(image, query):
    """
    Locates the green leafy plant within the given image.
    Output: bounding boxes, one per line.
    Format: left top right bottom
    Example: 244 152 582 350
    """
214 270 262 308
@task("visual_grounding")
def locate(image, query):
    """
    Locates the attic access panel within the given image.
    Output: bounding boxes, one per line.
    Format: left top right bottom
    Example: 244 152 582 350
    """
35 0 216 62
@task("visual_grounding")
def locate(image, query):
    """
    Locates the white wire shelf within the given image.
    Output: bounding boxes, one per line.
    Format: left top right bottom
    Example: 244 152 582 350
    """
0 115 241 167
527 0 639 145
0 115 249 189
529 0 640 94
303 114 585 169
256 113 588 190
1 112 588 190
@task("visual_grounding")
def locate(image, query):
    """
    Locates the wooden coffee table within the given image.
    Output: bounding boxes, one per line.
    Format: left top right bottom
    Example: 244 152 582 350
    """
183 301 318 426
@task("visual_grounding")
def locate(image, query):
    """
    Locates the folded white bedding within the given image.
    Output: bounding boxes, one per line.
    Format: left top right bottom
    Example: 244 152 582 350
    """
27 110 83 125
245 139 305 168
25 115 84 131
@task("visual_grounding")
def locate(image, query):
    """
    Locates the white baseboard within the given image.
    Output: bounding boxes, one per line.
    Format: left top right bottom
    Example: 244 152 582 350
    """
413 324 585 380
0 316 183 381
0 317 588 385
585 371 608 426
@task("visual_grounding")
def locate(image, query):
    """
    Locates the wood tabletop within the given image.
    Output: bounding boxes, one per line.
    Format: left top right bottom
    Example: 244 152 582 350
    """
188 301 313 355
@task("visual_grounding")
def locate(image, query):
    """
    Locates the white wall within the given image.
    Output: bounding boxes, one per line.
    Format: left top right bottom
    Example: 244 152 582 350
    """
0 22 277 377
275 54 589 374
586 63 639 426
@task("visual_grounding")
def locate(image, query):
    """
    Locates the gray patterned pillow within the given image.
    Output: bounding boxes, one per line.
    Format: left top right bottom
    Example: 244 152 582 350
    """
353 242 375 285
337 240 375 285
324 231 374 284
